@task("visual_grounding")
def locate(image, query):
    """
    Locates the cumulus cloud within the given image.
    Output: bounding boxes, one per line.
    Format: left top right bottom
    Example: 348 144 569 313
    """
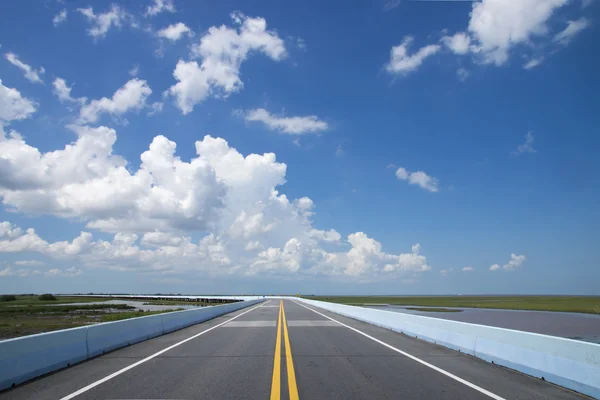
53 9 68 27
244 109 328 135
467 0 569 65
0 126 430 279
166 12 286 114
512 131 536 156
553 18 591 45
437 0 585 69
79 78 152 123
441 32 471 55
385 36 440 76
78 5 128 39
490 254 526 271
157 22 192 41
462 266 475 272
4 53 45 84
145 0 176 17
0 80 37 122
440 268 453 276
148 101 164 116
395 167 439 192
53 78 86 105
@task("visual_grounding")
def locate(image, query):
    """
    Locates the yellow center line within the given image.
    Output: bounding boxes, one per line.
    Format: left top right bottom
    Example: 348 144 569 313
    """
282 301 300 400
270 301 283 400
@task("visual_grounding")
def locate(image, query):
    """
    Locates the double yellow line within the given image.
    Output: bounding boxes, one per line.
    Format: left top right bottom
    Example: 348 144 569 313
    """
270 300 299 400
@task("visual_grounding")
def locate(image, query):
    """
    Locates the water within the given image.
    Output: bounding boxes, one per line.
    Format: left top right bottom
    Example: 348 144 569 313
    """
50 300 206 312
364 305 600 344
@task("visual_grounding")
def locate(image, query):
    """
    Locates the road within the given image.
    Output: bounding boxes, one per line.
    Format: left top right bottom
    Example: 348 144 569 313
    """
0 300 587 400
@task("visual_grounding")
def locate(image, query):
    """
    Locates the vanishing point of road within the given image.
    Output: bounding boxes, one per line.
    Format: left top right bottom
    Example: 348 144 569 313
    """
1 300 587 400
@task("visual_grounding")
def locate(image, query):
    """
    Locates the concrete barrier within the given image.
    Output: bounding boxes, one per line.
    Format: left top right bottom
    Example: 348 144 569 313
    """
295 298 600 399
0 299 262 391
87 314 164 357
0 326 88 391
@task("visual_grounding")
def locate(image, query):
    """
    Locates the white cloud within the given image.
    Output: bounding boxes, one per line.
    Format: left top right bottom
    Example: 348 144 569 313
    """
4 53 45 84
335 145 344 157
512 131 536 156
523 57 544 70
467 0 569 65
553 18 591 45
145 0 176 17
441 32 471 55
385 36 440 75
462 266 475 272
53 9 68 27
53 78 86 105
79 78 152 123
395 167 439 192
244 108 328 135
457 67 469 82
502 254 526 271
0 267 41 277
166 12 286 114
0 126 431 279
14 260 45 266
490 254 526 271
129 65 139 77
384 0 401 11
45 267 83 277
440 268 453 276
148 101 164 116
157 22 192 41
78 5 128 39
0 80 37 122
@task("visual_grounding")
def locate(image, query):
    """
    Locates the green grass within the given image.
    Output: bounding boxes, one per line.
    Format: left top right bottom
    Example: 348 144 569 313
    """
0 295 112 307
304 296 600 314
0 304 134 315
404 307 462 313
141 300 211 306
0 295 180 340
101 309 184 322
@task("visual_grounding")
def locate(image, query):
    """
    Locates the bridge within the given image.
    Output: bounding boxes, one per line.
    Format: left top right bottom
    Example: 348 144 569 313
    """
1 299 594 400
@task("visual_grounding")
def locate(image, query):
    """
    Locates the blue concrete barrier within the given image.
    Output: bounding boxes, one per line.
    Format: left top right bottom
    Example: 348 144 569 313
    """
295 298 600 399
0 299 262 391
87 314 164 357
0 326 88 391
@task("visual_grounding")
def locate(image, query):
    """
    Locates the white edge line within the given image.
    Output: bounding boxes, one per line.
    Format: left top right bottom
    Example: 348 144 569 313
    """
292 300 506 400
60 301 265 400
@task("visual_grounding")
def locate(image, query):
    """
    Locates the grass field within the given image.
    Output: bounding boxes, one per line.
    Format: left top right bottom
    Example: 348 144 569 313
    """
142 300 212 306
404 307 462 313
0 295 180 340
304 296 600 314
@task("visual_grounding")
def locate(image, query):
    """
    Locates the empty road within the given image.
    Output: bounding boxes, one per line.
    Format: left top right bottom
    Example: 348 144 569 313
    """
0 300 587 400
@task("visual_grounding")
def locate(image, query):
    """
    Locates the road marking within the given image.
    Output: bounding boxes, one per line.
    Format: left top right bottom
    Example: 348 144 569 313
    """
222 320 276 327
59 302 265 400
293 301 506 400
281 301 300 400
270 301 283 400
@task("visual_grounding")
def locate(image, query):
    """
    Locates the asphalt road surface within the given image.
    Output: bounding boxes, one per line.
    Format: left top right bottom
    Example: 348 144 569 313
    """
0 300 588 400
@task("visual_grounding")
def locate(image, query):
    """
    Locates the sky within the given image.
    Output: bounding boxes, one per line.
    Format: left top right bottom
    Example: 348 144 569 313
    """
0 0 598 295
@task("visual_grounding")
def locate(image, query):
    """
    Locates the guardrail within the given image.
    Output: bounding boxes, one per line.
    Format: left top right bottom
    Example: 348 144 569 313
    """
0 299 262 391
295 298 600 399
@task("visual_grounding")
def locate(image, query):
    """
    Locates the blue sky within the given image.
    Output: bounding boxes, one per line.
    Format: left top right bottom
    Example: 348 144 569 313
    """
0 0 598 295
